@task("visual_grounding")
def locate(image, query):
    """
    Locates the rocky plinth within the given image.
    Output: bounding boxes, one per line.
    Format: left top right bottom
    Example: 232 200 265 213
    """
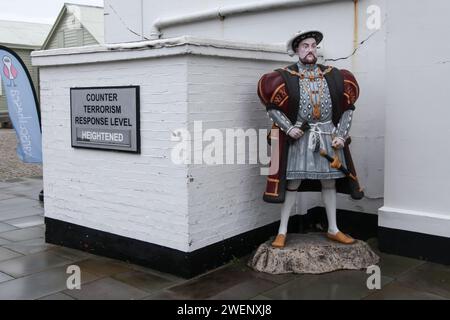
248 233 379 274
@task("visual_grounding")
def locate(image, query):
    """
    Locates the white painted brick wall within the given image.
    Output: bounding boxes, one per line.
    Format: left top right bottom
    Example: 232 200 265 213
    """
186 56 284 250
39 56 191 251
33 41 295 253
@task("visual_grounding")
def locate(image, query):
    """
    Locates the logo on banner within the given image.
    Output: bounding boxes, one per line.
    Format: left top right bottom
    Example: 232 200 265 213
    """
2 56 19 87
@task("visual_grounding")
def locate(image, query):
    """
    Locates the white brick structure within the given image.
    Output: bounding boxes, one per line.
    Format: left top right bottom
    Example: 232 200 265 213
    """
33 38 301 252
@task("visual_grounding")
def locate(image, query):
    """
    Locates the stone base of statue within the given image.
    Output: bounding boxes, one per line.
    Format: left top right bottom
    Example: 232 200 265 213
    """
248 233 379 274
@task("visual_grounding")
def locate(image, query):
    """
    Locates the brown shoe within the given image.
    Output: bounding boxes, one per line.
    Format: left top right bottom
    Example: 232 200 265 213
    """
327 231 355 244
271 234 286 248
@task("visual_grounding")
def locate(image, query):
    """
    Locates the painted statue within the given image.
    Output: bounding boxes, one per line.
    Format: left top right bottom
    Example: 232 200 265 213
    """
257 30 364 248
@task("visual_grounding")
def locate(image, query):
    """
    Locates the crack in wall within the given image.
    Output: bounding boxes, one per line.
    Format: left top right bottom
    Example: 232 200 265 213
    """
325 26 381 62
108 4 150 41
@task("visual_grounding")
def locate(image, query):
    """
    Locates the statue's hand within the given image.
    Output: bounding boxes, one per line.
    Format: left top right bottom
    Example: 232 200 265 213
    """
288 127 304 140
332 137 345 149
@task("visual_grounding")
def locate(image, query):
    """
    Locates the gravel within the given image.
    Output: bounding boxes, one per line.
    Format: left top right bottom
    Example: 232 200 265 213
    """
0 129 42 181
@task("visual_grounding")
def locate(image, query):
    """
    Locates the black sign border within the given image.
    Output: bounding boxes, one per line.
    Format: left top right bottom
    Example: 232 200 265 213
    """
70 85 141 154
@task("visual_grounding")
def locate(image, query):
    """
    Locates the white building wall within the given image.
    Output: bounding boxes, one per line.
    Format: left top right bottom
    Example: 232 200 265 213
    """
105 0 354 44
379 0 450 238
337 0 387 213
104 0 387 212
36 53 190 251
104 0 144 43
186 55 283 250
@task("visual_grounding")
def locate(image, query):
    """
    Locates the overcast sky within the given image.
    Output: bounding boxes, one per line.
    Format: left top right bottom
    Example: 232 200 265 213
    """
0 0 104 25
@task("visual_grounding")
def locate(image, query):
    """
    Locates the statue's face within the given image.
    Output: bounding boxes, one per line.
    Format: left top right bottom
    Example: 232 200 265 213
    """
296 38 318 65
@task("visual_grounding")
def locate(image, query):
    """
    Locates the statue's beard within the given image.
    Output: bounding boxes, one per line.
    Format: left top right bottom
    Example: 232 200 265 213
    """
300 53 318 65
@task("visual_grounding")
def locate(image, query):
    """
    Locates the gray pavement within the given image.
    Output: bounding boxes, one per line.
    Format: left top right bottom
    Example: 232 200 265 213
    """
0 177 449 300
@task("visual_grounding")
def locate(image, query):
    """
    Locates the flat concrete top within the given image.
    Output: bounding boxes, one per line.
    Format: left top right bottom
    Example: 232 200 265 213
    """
31 36 295 67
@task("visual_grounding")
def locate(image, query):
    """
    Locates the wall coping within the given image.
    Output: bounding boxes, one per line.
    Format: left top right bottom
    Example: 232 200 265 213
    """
32 36 295 67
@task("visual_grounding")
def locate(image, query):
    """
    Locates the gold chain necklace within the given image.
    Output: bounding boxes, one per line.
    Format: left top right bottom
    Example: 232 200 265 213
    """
301 68 324 120
283 65 333 79
283 65 332 120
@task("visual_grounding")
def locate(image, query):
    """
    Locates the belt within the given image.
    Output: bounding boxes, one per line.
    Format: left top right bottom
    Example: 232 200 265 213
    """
301 120 335 152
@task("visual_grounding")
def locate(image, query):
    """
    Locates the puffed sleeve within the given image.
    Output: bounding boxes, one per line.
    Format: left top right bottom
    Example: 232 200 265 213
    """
257 71 289 111
258 71 294 132
340 69 360 112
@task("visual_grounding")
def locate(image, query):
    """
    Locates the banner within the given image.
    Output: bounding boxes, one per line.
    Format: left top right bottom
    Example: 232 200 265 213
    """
0 46 42 163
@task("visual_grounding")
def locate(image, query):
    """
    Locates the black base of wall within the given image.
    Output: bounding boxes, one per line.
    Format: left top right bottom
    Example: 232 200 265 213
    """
302 207 378 241
379 227 450 265
45 216 301 279
45 208 377 279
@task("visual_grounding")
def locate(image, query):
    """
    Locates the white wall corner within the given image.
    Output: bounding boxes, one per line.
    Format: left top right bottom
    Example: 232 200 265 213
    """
379 206 450 239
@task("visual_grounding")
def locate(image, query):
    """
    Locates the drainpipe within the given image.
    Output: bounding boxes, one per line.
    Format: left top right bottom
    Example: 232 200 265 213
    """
352 0 359 67
149 0 353 39
141 0 145 41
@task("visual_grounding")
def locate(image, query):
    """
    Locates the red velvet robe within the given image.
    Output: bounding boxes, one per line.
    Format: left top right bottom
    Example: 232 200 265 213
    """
258 63 364 203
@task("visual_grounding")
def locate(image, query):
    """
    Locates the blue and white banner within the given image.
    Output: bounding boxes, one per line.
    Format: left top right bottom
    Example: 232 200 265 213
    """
0 46 42 163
